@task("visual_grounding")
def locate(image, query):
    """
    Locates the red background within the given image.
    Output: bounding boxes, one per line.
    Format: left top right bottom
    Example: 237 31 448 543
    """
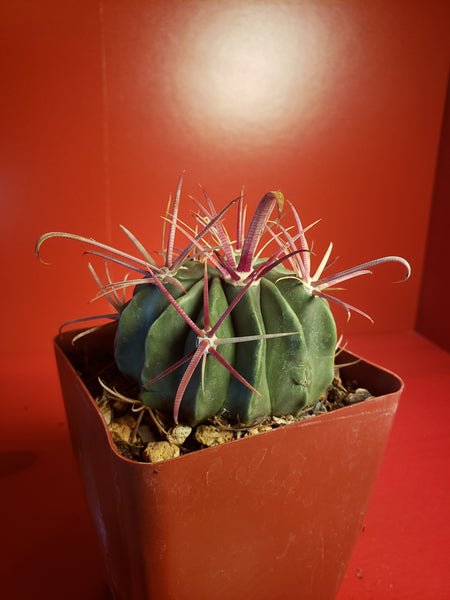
1 1 449 598
1 0 449 352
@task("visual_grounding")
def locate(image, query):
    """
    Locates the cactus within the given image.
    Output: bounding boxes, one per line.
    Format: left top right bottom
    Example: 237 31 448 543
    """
36 176 410 427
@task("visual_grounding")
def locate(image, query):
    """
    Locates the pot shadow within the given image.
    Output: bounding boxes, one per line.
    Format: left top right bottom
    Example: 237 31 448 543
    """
0 450 37 477
4 525 114 599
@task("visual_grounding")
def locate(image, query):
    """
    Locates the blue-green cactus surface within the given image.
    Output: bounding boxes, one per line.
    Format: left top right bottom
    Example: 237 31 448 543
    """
36 178 410 428
115 262 337 426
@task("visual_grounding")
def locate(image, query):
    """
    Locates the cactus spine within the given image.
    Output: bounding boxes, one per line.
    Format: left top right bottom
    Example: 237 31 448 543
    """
116 265 336 426
36 177 410 428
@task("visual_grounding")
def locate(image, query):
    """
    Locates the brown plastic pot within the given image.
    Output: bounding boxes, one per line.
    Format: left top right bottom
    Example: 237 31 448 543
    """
54 325 403 600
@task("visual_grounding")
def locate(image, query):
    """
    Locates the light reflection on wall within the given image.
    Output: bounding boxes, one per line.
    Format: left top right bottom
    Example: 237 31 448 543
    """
170 3 343 144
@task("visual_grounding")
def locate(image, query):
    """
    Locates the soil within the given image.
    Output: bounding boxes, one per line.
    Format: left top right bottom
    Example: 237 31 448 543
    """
66 335 373 463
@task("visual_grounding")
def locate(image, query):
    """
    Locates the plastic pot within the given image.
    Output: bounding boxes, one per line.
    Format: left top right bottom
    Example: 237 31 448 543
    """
54 324 403 600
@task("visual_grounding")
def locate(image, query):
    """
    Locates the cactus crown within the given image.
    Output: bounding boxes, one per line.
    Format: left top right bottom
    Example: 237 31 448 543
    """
36 176 410 427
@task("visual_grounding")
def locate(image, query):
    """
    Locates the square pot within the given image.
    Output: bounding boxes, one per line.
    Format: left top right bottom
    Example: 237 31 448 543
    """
54 324 403 600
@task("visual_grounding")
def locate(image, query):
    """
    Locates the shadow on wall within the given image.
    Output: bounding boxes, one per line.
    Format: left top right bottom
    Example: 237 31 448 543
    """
415 71 450 353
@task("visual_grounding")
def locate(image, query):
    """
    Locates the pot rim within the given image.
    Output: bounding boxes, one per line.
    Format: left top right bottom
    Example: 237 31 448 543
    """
54 327 404 467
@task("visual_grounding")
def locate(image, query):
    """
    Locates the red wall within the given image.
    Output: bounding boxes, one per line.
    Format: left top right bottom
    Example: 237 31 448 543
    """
1 0 449 355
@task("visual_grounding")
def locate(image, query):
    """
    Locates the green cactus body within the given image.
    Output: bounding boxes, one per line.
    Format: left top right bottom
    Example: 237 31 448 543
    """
37 180 410 431
139 275 235 425
36 179 410 433
115 264 203 382
115 262 337 426
221 282 272 423
182 276 235 425
264 267 337 405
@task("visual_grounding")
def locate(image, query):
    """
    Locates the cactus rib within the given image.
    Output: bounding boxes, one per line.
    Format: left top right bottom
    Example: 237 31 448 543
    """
36 177 411 428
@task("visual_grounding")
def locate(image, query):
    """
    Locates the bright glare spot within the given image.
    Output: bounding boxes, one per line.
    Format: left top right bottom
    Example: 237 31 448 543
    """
171 4 340 141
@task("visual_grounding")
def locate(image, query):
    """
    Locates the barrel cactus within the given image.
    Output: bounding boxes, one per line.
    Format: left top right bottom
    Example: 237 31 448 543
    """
36 176 410 427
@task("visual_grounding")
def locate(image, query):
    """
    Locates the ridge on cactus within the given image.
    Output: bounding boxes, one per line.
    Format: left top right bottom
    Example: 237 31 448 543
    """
36 175 410 427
